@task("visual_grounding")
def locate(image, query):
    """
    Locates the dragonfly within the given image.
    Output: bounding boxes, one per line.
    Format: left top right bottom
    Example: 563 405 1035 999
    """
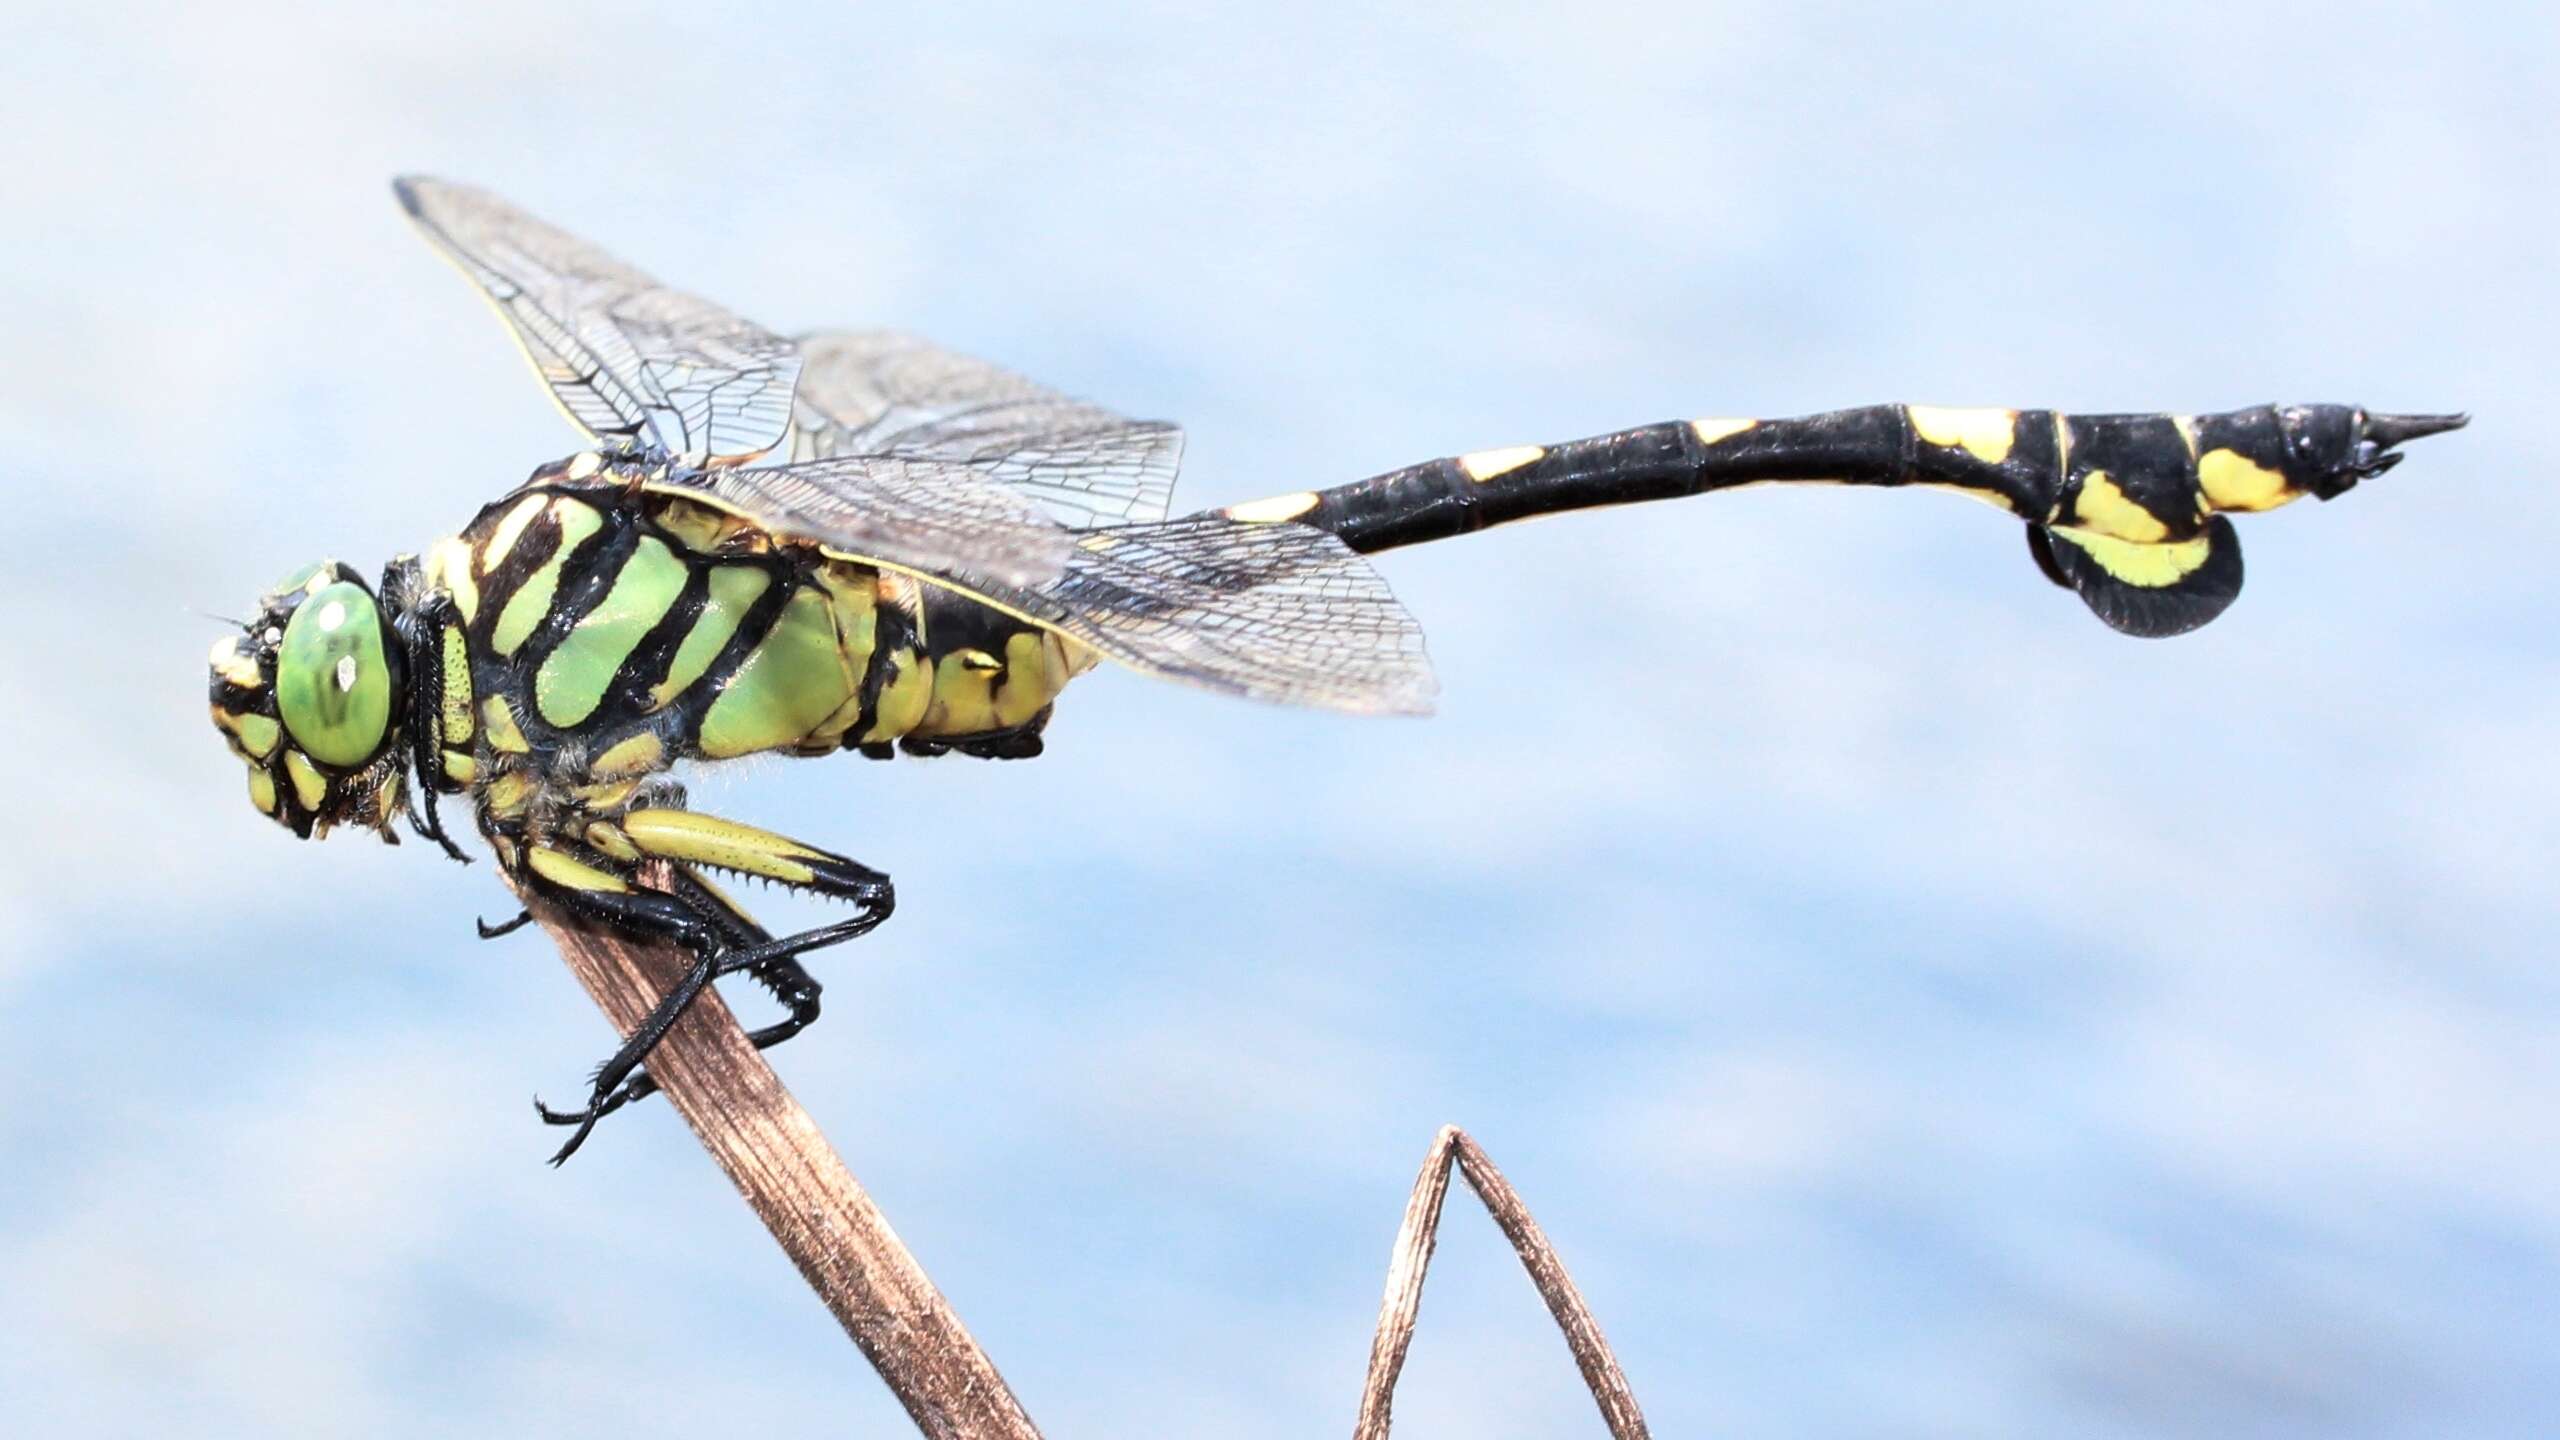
205 177 2468 1162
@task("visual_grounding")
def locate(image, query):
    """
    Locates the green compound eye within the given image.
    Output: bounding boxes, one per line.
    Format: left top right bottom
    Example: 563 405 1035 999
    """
275 580 393 767
268 561 327 598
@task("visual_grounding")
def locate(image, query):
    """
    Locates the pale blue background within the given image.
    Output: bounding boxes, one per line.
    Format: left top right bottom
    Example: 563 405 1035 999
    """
3 3 2553 1436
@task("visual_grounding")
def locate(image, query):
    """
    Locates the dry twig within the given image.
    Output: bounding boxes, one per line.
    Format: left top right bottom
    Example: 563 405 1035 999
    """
526 886 1642 1440
1354 1125 1651 1439
525 887 1043 1440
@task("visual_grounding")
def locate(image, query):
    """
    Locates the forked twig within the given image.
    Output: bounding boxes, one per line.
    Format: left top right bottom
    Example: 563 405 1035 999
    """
1354 1125 1652 1439
528 876 1639 1439
524 881 1043 1440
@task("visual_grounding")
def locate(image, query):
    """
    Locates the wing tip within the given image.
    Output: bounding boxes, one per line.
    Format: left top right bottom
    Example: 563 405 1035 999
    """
1374 662 1440 717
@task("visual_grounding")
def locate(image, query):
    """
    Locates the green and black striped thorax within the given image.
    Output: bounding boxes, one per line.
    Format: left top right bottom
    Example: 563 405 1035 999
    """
415 461 1079 810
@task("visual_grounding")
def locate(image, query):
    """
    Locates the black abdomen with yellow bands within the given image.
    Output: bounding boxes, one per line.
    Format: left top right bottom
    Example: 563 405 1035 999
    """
1231 403 2464 637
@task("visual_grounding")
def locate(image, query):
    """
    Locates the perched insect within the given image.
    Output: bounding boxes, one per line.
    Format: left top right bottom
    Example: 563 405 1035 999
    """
206 178 2467 1162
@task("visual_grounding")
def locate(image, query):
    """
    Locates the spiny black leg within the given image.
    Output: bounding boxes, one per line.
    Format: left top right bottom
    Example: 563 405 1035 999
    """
410 793 470 865
533 891 888 1163
477 909 535 940
546 948 717 1165
577 956 824 1116
529 881 722 1164
546 868 821 1118
739 956 826 1051
669 864 829 1052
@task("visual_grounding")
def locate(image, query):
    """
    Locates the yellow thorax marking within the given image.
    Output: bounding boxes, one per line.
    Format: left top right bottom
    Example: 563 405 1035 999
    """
620 809 823 886
481 694 531 753
864 649 932 743
1049 632 1094 681
247 767 278 815
441 750 477 785
484 770 536 816
1223 491 1320 524
994 632 1059 728
479 494 549 575
2172 414 2201 459
2197 447 2296 512
592 731 665 778
572 778 641 811
208 637 263 690
426 537 479 622
2073 471 2170 543
1456 444 1545 482
1690 417 1757 447
2049 527 2213 588
819 562 881 671
924 648 1005 735
491 498 604 656
283 749 327 810
1908 406 2018 464
656 495 766 555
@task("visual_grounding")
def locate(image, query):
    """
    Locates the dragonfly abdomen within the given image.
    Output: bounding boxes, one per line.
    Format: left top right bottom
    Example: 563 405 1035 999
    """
1225 401 2395 638
1260 403 2328 554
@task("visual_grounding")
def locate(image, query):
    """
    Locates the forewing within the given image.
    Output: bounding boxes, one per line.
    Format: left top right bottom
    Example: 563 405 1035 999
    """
396 176 802 462
671 462 1427 711
788 330 1183 528
935 516 1436 715
673 456 1076 589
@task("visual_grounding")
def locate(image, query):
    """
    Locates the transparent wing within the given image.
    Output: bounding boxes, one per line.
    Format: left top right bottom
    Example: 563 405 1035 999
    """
396 176 802 463
667 456 1076 589
787 330 1183 528
974 516 1436 715
667 460 1431 712
1044 517 1435 714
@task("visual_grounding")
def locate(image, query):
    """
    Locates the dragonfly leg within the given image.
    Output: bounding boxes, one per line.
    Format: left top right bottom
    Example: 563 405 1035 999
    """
538 955 826 1124
395 587 471 864
545 868 827 1120
476 908 535 940
519 811 891 1164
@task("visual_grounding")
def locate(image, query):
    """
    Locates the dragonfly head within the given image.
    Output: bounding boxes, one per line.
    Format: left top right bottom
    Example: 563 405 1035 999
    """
209 561 409 841
2280 404 2469 500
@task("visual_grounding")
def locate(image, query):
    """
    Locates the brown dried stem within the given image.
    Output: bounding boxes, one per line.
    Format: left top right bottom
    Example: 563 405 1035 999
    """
1354 1125 1651 1439
527 879 1639 1440
525 887 1042 1440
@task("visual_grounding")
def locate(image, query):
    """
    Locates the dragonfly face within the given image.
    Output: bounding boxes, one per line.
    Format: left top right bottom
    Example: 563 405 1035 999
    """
208 560 409 840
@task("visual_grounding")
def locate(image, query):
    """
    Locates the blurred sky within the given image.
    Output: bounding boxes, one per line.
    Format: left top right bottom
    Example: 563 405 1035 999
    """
2 2 2554 1436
